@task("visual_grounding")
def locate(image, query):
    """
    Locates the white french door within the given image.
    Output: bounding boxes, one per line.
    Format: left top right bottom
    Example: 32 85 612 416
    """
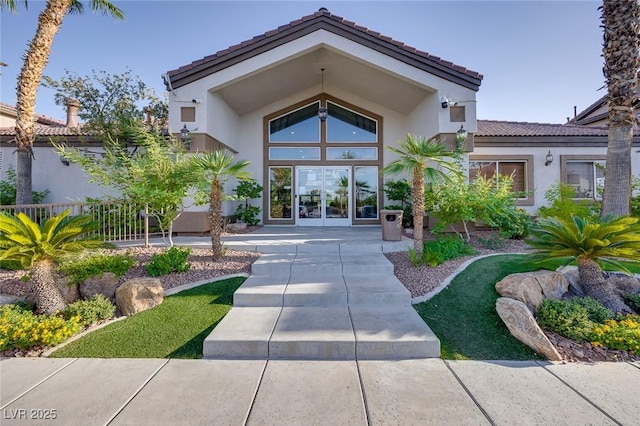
295 166 351 226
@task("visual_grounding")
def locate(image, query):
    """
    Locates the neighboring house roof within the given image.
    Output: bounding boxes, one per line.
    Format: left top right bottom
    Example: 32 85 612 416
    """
0 126 84 138
0 102 66 127
568 95 608 125
477 120 609 137
166 7 483 92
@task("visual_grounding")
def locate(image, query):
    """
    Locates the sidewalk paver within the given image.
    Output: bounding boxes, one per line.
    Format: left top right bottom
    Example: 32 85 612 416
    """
358 359 490 425
1 358 167 426
0 358 76 407
246 360 367 425
540 361 640 425
446 360 618 426
110 359 266 426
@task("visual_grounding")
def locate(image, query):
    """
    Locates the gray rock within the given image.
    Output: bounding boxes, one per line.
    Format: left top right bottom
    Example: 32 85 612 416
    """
495 271 569 312
116 278 164 316
56 273 80 304
0 294 26 305
495 297 562 361
559 268 586 297
79 272 118 301
605 273 640 297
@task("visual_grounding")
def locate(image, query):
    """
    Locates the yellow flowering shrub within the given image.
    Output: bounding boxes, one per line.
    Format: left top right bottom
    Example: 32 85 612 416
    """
590 316 640 355
0 304 81 351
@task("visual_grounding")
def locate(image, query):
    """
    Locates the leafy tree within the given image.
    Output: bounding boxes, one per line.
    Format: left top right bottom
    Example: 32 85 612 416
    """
192 151 252 260
0 165 50 205
0 210 104 314
527 215 640 313
53 124 199 246
537 182 599 221
234 180 263 226
43 68 166 142
383 134 460 252
383 179 413 227
600 0 639 216
0 0 123 205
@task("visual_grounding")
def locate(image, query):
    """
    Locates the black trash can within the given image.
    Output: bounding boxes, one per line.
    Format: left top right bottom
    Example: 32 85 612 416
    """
380 209 403 241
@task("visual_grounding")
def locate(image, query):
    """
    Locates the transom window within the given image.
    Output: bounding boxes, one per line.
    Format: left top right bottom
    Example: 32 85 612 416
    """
269 103 320 143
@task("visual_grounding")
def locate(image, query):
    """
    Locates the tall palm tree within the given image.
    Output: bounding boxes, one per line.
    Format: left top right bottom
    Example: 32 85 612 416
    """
0 210 103 314
1 0 123 205
192 151 252 260
600 0 639 217
382 134 460 252
527 215 640 313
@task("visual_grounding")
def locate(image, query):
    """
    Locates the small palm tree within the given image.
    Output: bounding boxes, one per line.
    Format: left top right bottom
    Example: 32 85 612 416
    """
0 210 103 314
382 134 460 252
527 215 640 313
192 151 252 260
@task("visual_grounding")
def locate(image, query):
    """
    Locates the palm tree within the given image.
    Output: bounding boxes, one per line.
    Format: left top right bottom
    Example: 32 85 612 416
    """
527 215 640 313
1 0 123 204
382 134 460 252
600 0 639 217
0 210 103 314
192 151 252 260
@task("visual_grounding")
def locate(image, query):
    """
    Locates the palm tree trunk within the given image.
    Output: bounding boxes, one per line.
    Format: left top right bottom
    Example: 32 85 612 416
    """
600 0 639 217
209 178 223 260
15 0 72 204
412 169 424 252
31 259 68 315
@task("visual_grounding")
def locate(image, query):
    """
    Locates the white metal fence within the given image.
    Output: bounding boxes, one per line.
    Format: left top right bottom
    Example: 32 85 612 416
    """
0 201 153 243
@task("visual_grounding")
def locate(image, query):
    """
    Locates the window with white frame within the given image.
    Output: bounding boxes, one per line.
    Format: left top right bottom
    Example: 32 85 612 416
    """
563 159 605 199
469 158 530 199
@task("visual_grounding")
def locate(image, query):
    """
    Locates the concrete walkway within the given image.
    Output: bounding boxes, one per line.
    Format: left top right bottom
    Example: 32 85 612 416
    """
3 227 639 424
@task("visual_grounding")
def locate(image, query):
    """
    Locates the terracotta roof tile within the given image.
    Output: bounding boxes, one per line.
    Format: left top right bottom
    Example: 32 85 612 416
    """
476 120 609 137
0 125 86 138
0 102 66 126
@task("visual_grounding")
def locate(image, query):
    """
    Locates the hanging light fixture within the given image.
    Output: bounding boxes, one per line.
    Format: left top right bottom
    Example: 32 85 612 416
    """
455 125 468 143
545 150 554 166
318 68 328 122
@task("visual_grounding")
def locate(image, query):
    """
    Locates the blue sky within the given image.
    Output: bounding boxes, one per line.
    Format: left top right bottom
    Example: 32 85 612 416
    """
1 1 604 125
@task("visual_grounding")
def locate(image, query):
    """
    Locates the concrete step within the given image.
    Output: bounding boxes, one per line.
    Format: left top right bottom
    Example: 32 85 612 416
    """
291 254 343 274
340 254 394 274
284 274 347 307
350 306 440 359
343 274 411 306
251 253 295 275
233 275 289 307
203 307 281 359
205 305 440 360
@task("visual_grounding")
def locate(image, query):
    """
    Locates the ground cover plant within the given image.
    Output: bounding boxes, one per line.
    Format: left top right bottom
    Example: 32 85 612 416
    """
145 246 191 277
50 277 244 359
57 251 135 284
408 236 476 267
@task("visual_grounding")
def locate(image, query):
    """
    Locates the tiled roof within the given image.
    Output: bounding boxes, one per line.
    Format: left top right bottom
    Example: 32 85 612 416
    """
166 8 482 90
0 126 84 138
476 120 609 137
0 102 66 127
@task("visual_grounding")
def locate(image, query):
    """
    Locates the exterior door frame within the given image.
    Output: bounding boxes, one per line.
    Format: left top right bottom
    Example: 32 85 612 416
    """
295 166 352 226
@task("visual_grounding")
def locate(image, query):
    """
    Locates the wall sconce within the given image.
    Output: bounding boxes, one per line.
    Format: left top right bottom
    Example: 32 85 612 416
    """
545 150 554 166
456 125 468 144
60 155 70 166
318 68 328 122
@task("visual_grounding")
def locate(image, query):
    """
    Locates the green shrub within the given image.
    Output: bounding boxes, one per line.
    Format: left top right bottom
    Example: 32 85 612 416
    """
0 165 50 205
384 179 413 227
408 236 476 267
537 183 598 221
145 247 191 277
63 295 116 327
536 298 599 341
58 252 135 285
0 259 23 271
234 181 263 226
494 207 533 239
0 304 81 350
476 234 506 250
573 296 615 323
626 293 640 312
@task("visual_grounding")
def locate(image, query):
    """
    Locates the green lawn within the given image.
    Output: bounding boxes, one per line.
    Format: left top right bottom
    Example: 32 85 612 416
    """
50 277 244 359
414 254 552 360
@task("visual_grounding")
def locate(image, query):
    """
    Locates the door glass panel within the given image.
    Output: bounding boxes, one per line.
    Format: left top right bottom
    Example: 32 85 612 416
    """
327 102 377 142
269 103 320 142
324 168 349 219
269 167 292 220
298 168 322 220
355 166 378 219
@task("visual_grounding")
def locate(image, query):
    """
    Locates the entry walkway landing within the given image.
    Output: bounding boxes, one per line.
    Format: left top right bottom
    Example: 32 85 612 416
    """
204 226 440 360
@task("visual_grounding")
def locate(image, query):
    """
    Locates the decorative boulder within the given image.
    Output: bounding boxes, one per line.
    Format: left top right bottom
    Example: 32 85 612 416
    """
226 222 247 232
80 272 118 301
56 274 80 304
495 271 569 312
495 297 562 361
116 278 164 316
606 273 640 298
